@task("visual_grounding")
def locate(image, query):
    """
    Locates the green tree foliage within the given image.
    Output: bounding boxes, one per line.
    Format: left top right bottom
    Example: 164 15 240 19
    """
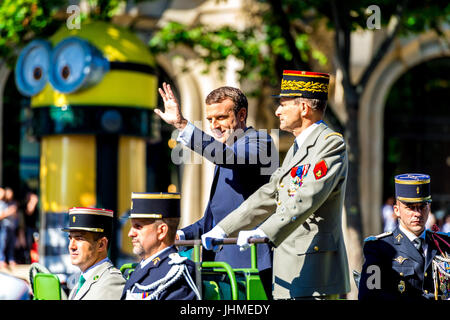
0 0 66 66
0 0 125 67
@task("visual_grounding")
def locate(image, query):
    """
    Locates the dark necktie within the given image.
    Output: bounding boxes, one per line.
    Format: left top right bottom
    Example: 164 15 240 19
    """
293 141 298 155
413 238 424 257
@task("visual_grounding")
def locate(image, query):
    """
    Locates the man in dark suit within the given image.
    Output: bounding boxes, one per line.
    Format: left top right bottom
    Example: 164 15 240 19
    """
359 173 450 300
121 192 200 300
201 70 350 300
156 83 277 298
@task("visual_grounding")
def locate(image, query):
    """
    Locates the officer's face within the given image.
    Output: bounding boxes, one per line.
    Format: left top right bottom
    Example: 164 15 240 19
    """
275 97 304 134
394 200 430 236
128 218 166 259
206 98 246 145
68 231 105 272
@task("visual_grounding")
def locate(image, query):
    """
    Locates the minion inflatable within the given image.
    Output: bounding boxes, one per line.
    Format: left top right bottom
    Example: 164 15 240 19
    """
15 21 157 278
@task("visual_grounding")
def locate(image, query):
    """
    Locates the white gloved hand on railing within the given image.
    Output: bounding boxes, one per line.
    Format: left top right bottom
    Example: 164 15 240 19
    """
201 226 227 252
237 228 267 252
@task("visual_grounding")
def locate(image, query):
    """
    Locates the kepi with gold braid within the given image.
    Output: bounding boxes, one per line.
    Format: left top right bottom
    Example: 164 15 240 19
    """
129 192 181 219
61 207 114 234
395 173 431 203
273 70 330 100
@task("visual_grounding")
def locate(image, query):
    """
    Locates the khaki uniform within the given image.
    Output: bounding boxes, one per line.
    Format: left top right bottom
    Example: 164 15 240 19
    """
218 122 350 299
69 260 125 300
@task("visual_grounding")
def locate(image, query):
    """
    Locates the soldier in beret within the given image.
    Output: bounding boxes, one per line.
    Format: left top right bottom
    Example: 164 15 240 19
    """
202 70 350 300
62 207 125 300
359 173 450 300
121 192 200 300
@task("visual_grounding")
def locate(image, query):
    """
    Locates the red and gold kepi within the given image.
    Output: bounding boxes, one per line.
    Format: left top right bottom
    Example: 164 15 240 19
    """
61 207 114 234
273 70 330 100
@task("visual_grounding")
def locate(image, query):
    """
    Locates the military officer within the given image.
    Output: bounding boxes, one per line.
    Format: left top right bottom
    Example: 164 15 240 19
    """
121 192 200 300
62 207 125 300
358 173 450 300
202 70 350 299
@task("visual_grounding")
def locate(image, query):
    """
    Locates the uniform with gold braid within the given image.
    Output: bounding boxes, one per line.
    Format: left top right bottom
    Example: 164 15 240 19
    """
272 70 330 100
121 193 200 300
359 173 450 300
394 173 432 203
129 192 181 219
215 69 351 299
61 207 113 234
15 21 157 278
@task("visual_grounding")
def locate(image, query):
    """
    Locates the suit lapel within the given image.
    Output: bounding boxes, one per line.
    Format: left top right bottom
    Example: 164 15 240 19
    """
124 263 148 292
393 228 424 265
73 261 111 300
125 247 177 292
282 123 328 175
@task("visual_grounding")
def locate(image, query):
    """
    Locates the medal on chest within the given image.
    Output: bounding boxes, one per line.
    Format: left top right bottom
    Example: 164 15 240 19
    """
288 164 310 197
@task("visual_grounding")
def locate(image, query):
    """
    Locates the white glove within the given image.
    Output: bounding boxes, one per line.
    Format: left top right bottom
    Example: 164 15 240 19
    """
201 226 227 252
237 228 267 252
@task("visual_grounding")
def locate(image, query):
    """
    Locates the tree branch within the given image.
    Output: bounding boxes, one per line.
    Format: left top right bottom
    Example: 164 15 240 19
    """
330 1 357 105
267 0 309 70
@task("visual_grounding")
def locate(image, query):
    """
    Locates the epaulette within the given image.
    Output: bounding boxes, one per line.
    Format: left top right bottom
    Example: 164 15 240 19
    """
168 252 188 265
364 231 392 242
324 132 343 140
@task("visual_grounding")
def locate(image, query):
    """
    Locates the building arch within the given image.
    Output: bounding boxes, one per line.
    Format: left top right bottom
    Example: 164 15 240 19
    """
359 31 450 237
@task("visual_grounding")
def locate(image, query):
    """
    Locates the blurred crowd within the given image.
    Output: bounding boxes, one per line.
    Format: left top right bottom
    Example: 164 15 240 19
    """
0 187 39 270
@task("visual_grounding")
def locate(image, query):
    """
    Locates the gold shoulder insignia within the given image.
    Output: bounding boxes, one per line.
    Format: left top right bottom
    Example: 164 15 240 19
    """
394 256 408 264
152 257 160 265
324 132 343 140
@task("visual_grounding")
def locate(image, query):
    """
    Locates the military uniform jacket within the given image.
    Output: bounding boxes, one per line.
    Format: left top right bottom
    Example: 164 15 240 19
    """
218 122 350 299
181 125 276 271
69 260 125 300
358 227 450 300
121 246 198 300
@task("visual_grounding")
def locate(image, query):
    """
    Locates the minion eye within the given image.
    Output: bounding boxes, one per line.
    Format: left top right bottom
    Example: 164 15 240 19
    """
49 37 109 94
15 40 52 97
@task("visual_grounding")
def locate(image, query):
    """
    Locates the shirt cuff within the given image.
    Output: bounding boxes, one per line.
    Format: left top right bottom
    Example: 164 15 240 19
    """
176 121 195 145
255 228 268 238
176 230 186 241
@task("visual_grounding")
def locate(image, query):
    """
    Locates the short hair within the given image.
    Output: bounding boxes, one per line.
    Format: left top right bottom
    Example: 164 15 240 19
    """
294 97 327 113
161 218 180 242
149 218 180 243
205 86 248 119
92 231 111 250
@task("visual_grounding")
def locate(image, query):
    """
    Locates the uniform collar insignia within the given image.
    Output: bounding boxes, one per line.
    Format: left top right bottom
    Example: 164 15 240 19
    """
395 233 403 243
313 160 328 180
152 257 160 266
394 256 408 264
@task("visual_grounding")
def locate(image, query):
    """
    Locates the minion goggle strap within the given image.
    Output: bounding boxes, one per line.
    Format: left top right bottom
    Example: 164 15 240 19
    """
15 37 156 97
